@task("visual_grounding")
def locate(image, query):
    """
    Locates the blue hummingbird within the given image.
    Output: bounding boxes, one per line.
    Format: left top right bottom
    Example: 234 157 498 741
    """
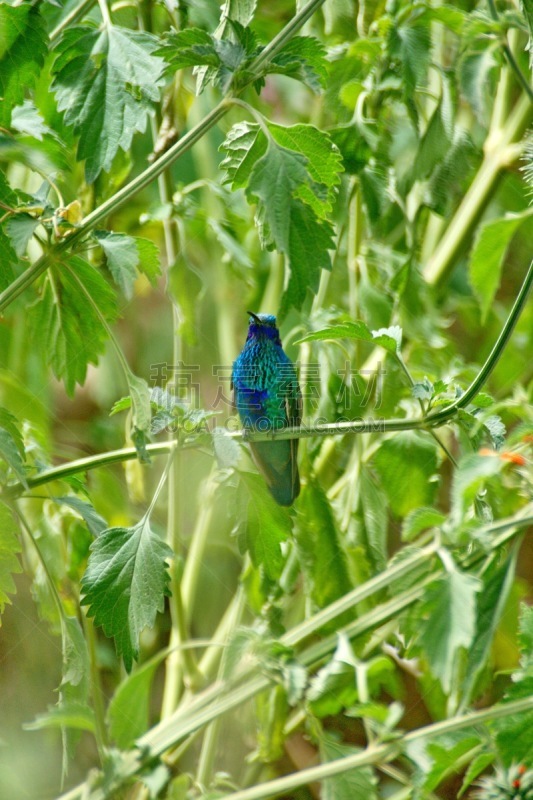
232 312 301 506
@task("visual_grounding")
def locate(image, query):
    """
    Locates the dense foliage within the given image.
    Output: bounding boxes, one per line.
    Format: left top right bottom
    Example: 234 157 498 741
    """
0 0 532 798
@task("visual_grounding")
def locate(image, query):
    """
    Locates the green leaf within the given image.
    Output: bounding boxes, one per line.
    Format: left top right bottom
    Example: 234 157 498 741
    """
238 471 291 581
0 407 27 486
0 500 22 621
359 467 388 572
320 734 377 800
421 733 482 792
10 100 51 140
5 214 40 257
418 554 482 694
459 42 499 124
220 121 341 315
373 432 438 517
107 650 167 747
24 702 96 733
402 507 446 542
458 752 496 797
450 453 503 526
31 256 118 396
52 25 165 182
0 6 47 127
95 230 161 297
0 228 18 291
127 372 153 450
469 211 533 323
81 516 173 671
388 14 431 93
54 496 108 537
295 320 399 353
294 478 352 612
461 550 517 707
267 36 328 92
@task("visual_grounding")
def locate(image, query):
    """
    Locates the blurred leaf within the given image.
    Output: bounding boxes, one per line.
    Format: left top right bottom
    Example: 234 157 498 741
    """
238 471 291 581
373 432 438 517
54 496 108 537
416 733 482 792
458 42 499 123
458 752 496 797
418 554 482 694
0 407 27 486
5 213 40 257
450 453 503 525
81 516 173 671
0 229 18 291
94 231 161 298
0 500 22 622
294 478 352 611
461 549 517 707
32 256 118 396
320 733 377 800
388 12 431 94
359 467 388 572
0 6 47 127
267 36 328 92
107 649 167 747
25 702 96 733
402 507 445 542
52 25 166 181
10 100 51 140
469 212 533 324
255 684 288 762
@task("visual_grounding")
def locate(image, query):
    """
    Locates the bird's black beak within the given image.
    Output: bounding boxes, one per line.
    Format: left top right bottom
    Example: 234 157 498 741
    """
247 310 262 324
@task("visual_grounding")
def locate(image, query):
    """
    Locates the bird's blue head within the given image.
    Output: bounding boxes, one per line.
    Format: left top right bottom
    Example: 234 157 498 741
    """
246 311 281 343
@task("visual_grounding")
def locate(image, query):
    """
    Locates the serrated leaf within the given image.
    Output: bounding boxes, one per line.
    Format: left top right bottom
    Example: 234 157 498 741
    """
52 25 165 182
268 36 328 93
5 214 40 257
95 231 138 298
294 478 352 612
458 752 495 797
469 212 533 323
10 100 51 140
220 121 341 315
450 453 503 525
359 467 388 572
24 702 96 733
0 407 27 486
373 432 438 517
238 471 292 581
107 649 167 747
422 734 482 792
418 556 482 694
54 496 108 537
461 550 517 707
320 734 378 800
127 372 152 445
31 256 118 396
0 6 48 127
372 325 402 353
402 507 446 542
389 15 431 93
0 228 18 291
459 43 499 124
296 320 374 344
0 500 22 622
81 516 173 671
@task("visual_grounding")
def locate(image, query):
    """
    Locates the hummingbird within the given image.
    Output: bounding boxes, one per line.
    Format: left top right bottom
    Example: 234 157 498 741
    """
232 312 302 506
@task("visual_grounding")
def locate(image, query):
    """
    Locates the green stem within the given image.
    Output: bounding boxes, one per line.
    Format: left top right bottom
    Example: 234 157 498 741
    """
423 93 532 286
426 258 533 425
0 100 231 312
212 697 533 800
54 506 533 800
487 0 533 104
49 0 96 41
246 0 327 77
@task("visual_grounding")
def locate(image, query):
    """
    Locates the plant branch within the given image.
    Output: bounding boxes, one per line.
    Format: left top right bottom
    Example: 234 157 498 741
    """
487 0 533 104
211 696 533 800
49 0 97 42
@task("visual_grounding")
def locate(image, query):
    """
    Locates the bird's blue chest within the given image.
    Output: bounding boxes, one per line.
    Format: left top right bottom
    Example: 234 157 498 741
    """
232 340 290 425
